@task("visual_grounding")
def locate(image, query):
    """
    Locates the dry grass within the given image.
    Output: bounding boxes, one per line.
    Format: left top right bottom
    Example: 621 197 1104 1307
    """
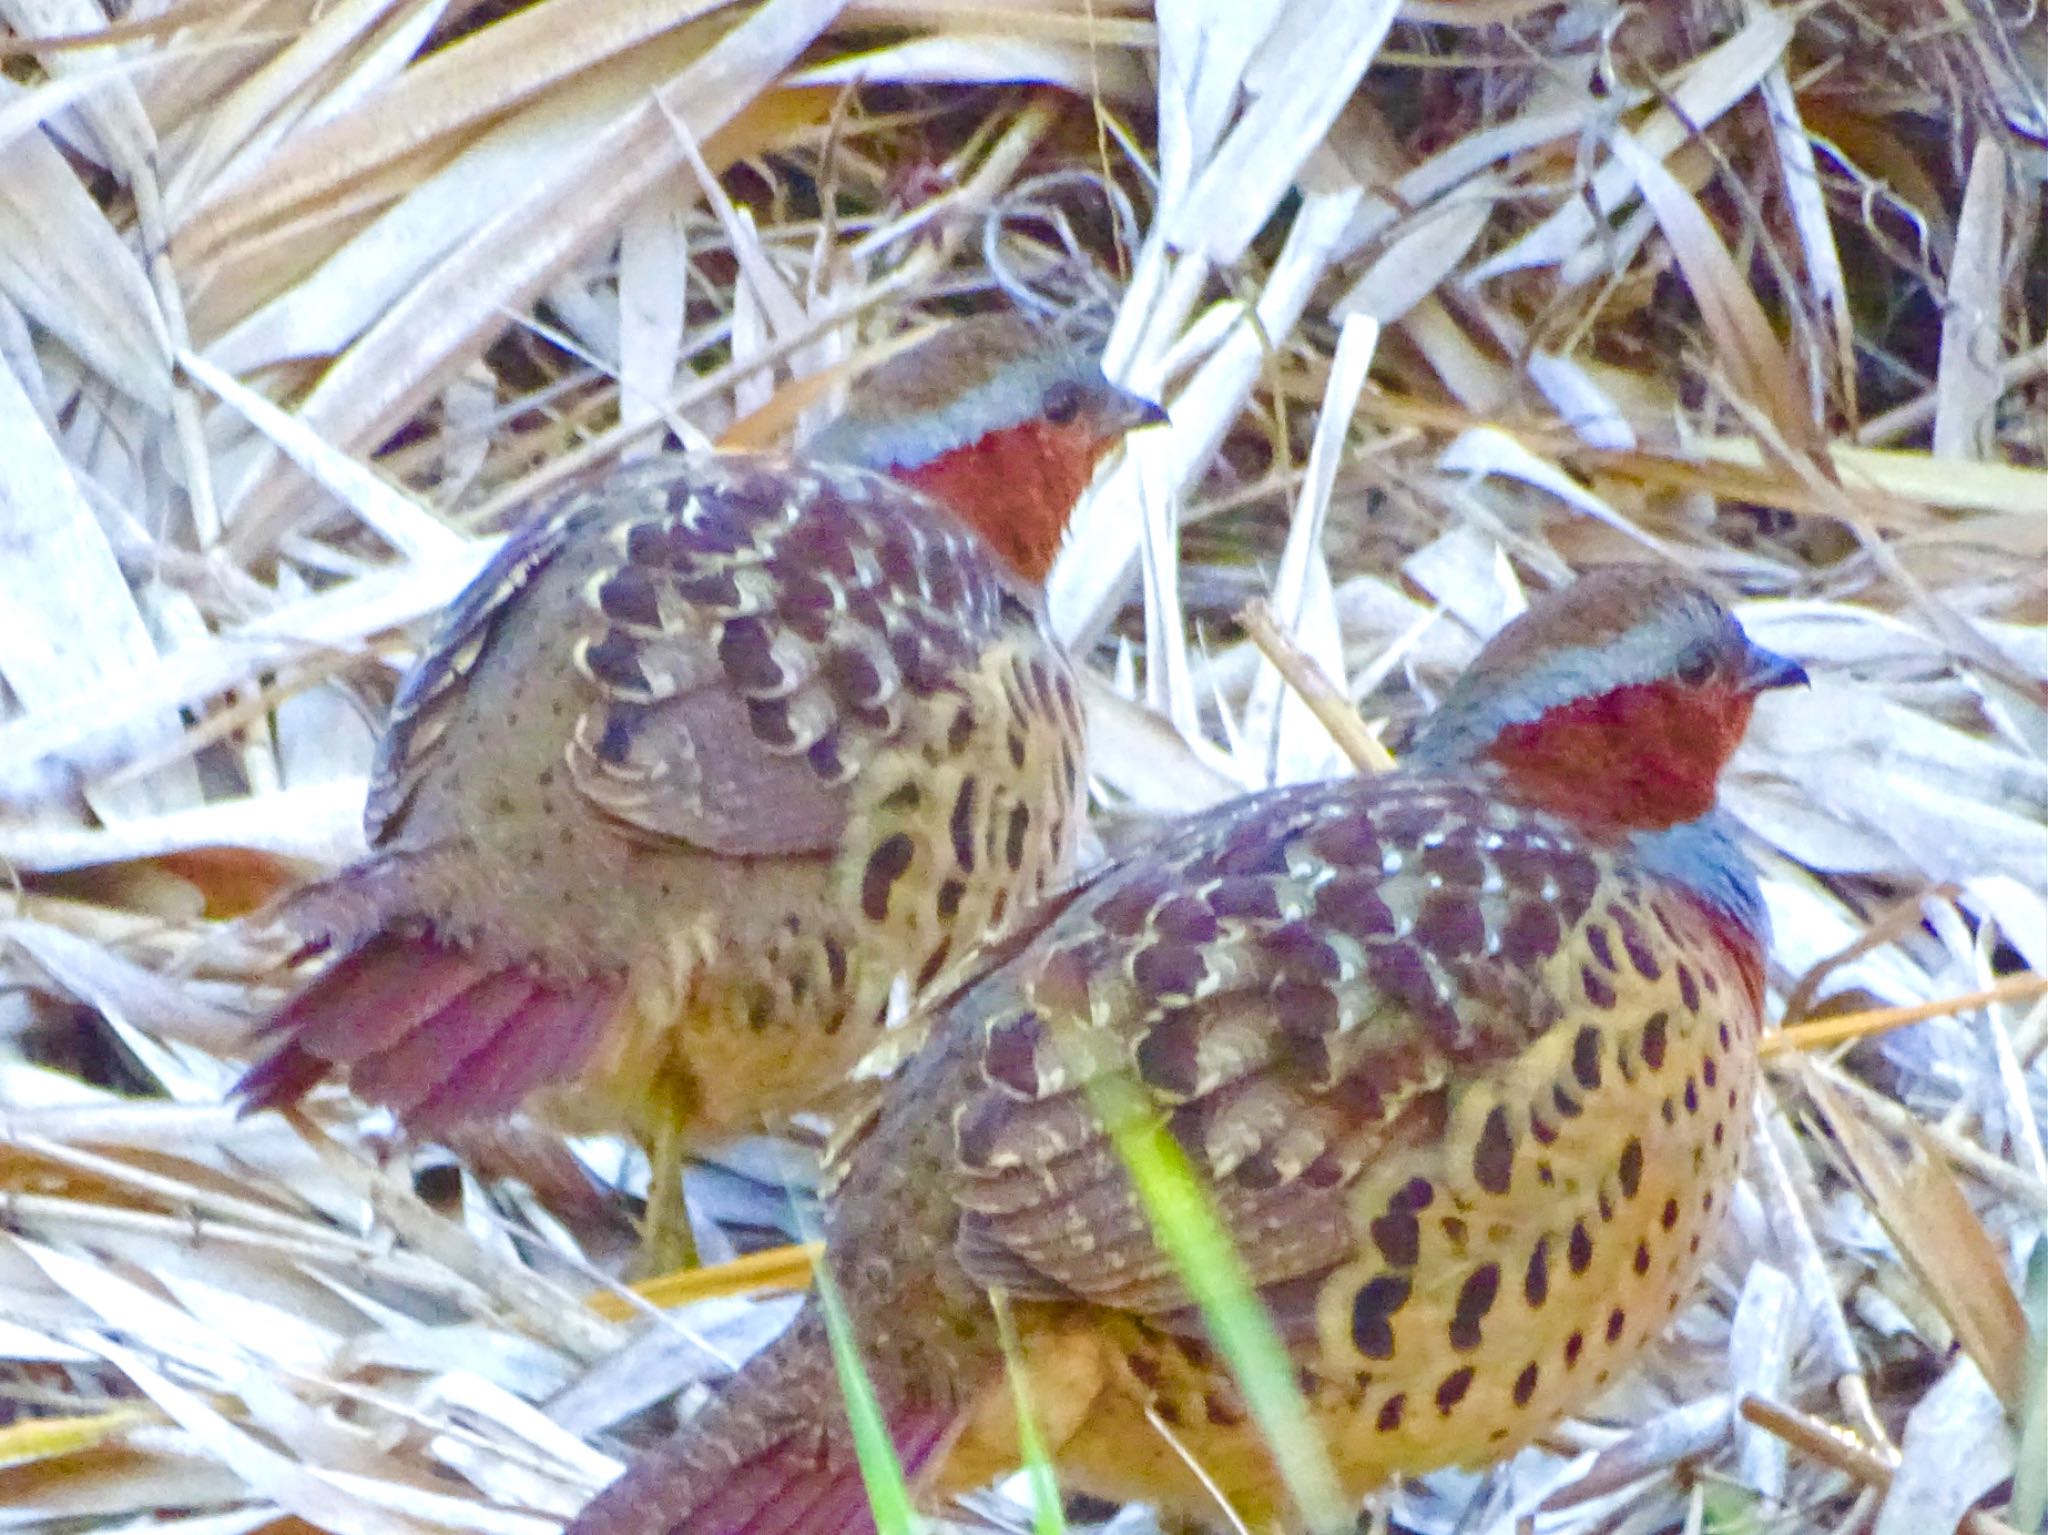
1 1 2045 1531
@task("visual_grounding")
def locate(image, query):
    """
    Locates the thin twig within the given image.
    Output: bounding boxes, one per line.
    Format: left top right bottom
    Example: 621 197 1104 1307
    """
1765 973 2048 1056
1239 600 1396 775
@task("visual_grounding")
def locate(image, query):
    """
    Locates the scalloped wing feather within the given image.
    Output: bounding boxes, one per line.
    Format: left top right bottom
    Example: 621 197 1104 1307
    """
369 454 1038 862
938 776 1705 1323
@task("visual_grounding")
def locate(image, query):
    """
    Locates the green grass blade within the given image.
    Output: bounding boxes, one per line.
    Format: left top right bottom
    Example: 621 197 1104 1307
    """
1083 1066 1351 1533
990 1290 1069 1535
814 1257 923 1535
2013 1234 2047 1527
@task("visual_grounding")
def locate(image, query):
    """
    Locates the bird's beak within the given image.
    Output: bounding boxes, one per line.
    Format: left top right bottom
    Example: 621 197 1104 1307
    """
1741 644 1809 693
1110 390 1169 434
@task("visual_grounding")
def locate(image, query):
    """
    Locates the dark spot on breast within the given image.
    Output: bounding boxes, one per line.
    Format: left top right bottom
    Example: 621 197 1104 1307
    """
1006 731 1027 770
1677 962 1700 1013
1512 1362 1539 1407
1633 1241 1651 1276
861 832 916 921
1641 1012 1668 1070
1605 1307 1626 1343
1472 1106 1514 1195
1370 1211 1419 1268
982 1010 1048 1096
1392 1176 1435 1211
1614 907 1662 979
1434 1366 1475 1414
1719 1020 1732 1050
823 936 848 990
1702 967 1721 996
1525 1237 1550 1307
1375 1393 1405 1432
1053 671 1079 726
1568 1220 1592 1274
1501 901 1562 966
1415 892 1486 960
1528 1110 1558 1146
949 780 979 871
1582 965 1616 1009
915 938 954 990
1684 1077 1700 1115
946 705 976 754
1315 875 1395 939
1564 1331 1585 1367
1702 1054 1719 1088
880 781 921 813
1351 1274 1410 1359
1132 943 1207 1003
1152 896 1220 945
1617 1137 1643 1198
1584 924 1616 971
1552 1084 1582 1119
1572 1027 1602 1091
1004 804 1031 870
936 877 965 920
1203 1389 1245 1427
1661 1197 1680 1231
1449 1263 1500 1351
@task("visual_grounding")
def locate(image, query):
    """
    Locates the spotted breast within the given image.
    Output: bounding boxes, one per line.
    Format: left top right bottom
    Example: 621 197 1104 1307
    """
559 565 1805 1530
235 315 1163 1268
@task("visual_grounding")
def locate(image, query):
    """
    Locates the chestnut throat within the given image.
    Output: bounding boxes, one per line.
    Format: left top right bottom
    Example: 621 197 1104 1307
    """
893 418 1100 587
1482 679 1755 836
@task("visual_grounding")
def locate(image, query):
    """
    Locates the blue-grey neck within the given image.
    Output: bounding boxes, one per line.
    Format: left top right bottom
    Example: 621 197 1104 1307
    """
1629 811 1770 946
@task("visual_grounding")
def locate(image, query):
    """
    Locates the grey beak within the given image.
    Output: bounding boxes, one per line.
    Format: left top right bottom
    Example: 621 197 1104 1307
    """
1742 644 1809 692
1114 390 1169 433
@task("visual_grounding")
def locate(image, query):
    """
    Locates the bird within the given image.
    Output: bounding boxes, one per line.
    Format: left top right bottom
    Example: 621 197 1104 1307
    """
233 313 1166 1269
560 565 1808 1534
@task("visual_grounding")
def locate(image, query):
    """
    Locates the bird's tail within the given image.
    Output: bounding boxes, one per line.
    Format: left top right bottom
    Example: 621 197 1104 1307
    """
567 1309 958 1535
233 928 617 1134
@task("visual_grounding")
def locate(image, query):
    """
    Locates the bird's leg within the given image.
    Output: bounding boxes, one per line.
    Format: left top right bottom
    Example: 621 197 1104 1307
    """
637 1101 698 1274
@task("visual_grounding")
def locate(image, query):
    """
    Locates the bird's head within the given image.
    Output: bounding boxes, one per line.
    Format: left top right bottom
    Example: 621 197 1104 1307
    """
1408 567 1807 834
805 314 1165 586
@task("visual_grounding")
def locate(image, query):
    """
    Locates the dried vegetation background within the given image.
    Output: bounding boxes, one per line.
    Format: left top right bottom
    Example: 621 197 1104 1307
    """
1 1 2046 1532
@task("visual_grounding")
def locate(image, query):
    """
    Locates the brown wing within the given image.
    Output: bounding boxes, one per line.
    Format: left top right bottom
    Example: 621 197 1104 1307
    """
366 493 596 845
939 777 1612 1327
367 454 1037 859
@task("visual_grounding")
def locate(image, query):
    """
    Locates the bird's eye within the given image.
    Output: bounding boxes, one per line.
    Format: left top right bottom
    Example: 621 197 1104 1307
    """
1041 381 1084 425
1675 646 1717 687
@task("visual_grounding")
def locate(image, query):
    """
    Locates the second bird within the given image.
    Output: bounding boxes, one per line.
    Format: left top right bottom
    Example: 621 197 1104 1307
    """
236 315 1164 1266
